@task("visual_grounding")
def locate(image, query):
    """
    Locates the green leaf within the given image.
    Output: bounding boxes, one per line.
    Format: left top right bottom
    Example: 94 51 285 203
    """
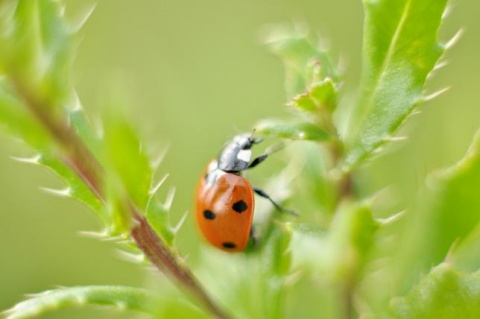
38 154 105 220
344 0 449 170
68 106 104 166
1 0 74 108
264 25 338 98
0 1 108 226
292 201 378 281
220 223 293 319
256 119 332 141
246 166 295 319
0 2 17 73
146 199 176 247
103 109 152 211
254 222 292 319
393 130 480 288
291 93 317 112
0 79 52 150
333 202 378 277
288 202 377 318
308 79 337 113
427 130 480 265
293 142 337 214
290 79 338 114
100 178 130 235
4 285 155 319
390 263 480 319
101 102 154 235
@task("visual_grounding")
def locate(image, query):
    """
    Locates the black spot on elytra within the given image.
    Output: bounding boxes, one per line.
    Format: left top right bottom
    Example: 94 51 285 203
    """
232 200 248 213
203 210 216 220
222 242 237 249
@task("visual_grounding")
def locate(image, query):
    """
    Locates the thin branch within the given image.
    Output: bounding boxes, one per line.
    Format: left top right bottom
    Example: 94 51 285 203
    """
341 281 357 319
328 136 357 319
131 213 231 319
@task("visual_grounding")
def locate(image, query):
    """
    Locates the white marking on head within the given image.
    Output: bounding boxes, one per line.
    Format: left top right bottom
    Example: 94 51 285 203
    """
208 160 218 171
237 149 252 162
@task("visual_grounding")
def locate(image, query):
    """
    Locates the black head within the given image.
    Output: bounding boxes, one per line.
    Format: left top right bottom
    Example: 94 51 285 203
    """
217 134 262 172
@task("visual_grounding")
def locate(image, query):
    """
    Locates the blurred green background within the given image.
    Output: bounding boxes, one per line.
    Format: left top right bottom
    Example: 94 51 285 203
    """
0 0 478 317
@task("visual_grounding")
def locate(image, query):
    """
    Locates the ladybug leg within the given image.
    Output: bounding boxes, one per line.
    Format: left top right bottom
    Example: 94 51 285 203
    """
247 153 268 169
247 142 285 170
247 226 257 249
253 186 297 216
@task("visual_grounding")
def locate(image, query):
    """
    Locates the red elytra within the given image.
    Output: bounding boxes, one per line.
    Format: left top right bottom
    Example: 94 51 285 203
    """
195 161 254 252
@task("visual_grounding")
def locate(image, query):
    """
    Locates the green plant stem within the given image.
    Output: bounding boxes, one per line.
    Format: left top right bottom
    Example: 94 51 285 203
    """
329 138 354 202
328 139 357 319
341 281 357 319
8 74 232 319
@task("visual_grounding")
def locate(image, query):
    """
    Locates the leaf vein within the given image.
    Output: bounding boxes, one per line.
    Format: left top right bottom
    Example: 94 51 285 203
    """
359 0 413 132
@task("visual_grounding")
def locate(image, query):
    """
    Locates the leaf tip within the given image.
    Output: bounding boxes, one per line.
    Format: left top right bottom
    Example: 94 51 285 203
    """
149 174 169 196
376 210 407 226
444 238 460 264
78 229 110 239
150 144 170 170
70 3 97 34
11 154 42 165
442 3 453 19
444 28 464 50
40 187 72 197
284 270 303 286
384 136 408 143
422 87 451 103
70 91 83 112
162 187 176 211
115 249 146 264
433 59 450 72
173 210 189 233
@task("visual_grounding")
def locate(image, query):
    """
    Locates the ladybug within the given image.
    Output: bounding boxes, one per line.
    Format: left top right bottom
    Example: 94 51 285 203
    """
195 133 291 252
